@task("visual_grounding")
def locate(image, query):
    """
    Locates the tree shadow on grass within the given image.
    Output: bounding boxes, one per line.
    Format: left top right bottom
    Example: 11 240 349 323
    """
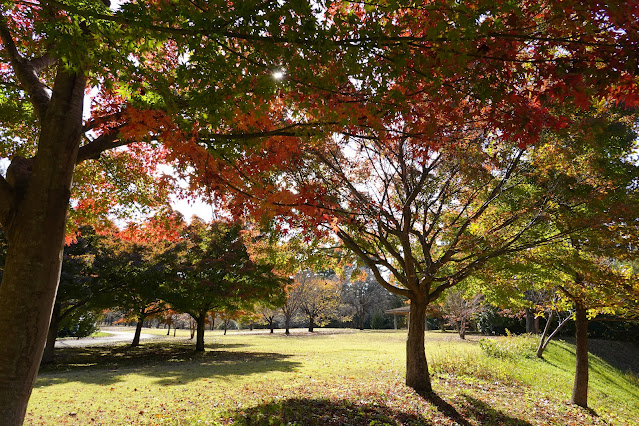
418 391 472 426
587 339 639 376
36 341 300 388
222 397 433 425
460 395 533 425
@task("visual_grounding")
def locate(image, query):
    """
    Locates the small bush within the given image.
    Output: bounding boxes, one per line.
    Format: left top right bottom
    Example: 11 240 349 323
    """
479 333 537 360
58 312 100 338
429 347 519 384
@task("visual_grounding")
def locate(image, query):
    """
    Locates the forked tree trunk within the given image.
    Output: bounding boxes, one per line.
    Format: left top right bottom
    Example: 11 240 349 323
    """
195 314 206 351
131 315 146 347
536 309 572 359
571 305 589 407
41 305 61 364
0 70 86 424
406 301 431 393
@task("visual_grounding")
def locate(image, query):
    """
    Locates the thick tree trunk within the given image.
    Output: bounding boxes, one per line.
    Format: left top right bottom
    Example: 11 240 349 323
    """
196 314 206 351
406 301 431 393
0 70 86 424
308 316 315 332
41 305 61 364
284 316 291 335
268 318 274 333
131 315 146 347
571 305 589 408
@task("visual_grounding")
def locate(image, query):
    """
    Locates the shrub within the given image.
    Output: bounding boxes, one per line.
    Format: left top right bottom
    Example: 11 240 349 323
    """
479 332 537 359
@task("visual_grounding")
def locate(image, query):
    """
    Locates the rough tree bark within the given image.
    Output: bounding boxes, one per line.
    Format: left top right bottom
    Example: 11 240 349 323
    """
284 316 291 335
131 314 147 347
405 301 431 393
195 313 206 351
571 304 589 408
0 67 86 424
41 306 61 364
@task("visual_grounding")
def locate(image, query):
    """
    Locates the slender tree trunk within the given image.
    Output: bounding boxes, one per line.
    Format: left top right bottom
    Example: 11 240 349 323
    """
525 308 535 334
195 314 206 351
189 318 196 339
406 301 431 393
269 318 274 333
458 318 466 340
41 305 61 364
571 305 589 408
308 315 315 332
537 310 555 358
131 314 146 347
223 319 228 335
0 69 86 424
166 323 171 336
359 307 365 330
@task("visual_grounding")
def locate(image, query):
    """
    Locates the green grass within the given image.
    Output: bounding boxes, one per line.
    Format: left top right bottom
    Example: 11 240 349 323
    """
27 328 639 425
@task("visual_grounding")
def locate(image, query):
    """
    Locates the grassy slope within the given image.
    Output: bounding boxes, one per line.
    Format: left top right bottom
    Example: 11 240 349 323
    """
26 329 638 425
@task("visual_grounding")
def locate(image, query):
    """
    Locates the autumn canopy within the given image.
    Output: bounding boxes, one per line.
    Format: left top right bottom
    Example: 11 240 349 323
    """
0 0 638 423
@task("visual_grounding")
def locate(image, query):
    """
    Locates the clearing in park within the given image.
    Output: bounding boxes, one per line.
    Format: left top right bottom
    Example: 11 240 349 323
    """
27 328 639 425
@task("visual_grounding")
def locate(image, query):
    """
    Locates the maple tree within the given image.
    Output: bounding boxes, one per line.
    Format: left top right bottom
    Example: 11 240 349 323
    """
42 226 116 363
441 290 485 340
201 2 639 394
162 219 286 350
0 0 335 420
256 305 280 334
107 240 174 347
280 280 304 335
475 109 639 407
341 266 393 330
296 270 342 332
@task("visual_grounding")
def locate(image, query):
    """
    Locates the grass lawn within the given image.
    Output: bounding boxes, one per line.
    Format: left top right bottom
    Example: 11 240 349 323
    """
27 328 639 425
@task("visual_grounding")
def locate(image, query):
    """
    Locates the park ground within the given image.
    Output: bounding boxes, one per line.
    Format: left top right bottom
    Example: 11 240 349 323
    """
27 328 639 425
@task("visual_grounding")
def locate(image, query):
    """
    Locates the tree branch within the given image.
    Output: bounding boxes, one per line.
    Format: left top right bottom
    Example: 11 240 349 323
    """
0 16 51 120
76 129 126 163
